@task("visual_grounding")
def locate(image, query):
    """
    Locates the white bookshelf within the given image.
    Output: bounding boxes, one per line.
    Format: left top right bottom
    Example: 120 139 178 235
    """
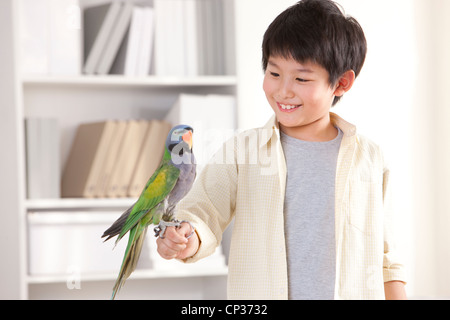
25 198 135 211
2 0 238 300
27 266 229 286
22 75 238 88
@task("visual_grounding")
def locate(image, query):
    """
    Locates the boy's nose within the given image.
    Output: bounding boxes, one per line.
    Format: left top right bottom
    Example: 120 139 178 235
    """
278 80 295 99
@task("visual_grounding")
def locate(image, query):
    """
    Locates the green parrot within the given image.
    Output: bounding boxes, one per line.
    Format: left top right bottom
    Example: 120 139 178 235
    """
102 124 196 299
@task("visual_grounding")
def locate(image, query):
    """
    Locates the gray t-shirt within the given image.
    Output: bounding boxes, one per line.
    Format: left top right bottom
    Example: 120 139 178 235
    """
280 128 343 300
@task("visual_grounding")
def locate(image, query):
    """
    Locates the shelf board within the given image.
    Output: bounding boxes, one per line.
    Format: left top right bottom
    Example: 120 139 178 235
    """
27 266 228 284
21 75 238 88
26 198 135 211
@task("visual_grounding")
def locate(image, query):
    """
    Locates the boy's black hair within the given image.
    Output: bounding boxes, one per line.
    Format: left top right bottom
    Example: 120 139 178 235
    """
262 0 367 105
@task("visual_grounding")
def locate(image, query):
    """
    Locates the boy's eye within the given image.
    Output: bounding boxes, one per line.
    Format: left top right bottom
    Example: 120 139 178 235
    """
296 78 308 83
270 72 279 77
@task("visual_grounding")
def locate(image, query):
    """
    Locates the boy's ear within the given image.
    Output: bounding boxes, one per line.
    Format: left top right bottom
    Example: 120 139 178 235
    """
334 70 356 97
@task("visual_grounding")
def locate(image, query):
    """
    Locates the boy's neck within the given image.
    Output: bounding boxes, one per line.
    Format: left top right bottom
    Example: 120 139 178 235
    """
279 113 338 142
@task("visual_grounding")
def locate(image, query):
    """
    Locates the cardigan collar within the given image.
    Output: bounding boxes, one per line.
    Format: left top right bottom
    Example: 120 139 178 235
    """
258 112 357 149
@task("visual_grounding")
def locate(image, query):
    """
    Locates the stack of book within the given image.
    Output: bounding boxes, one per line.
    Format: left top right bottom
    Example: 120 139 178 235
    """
61 119 171 198
61 92 236 199
83 0 230 77
153 0 228 76
18 0 232 77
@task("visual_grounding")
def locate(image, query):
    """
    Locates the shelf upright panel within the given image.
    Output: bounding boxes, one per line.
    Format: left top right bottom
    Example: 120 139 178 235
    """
0 0 28 300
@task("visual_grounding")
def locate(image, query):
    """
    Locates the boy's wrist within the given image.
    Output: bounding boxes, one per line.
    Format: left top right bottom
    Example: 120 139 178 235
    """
384 281 407 300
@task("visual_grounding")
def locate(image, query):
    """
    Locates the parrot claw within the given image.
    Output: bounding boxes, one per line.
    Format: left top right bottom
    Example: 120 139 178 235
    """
154 219 195 239
154 220 180 239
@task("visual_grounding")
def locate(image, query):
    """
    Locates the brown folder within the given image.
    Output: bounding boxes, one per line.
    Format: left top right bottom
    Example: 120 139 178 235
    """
61 121 116 198
105 120 149 198
127 120 171 197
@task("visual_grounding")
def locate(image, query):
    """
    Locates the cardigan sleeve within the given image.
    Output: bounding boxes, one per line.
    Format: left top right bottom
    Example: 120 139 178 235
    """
382 163 407 283
175 138 238 263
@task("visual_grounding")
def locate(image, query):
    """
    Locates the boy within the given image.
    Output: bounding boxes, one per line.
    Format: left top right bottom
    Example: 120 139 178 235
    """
156 0 407 300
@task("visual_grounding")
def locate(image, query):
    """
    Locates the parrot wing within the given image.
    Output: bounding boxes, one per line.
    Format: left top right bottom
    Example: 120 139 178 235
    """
114 160 181 243
101 203 135 242
109 161 181 299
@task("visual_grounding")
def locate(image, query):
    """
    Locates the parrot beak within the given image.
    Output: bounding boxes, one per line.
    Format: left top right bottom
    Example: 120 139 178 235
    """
182 130 193 149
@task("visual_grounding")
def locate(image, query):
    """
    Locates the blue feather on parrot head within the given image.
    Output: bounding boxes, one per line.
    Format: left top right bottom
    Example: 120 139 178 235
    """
166 125 194 161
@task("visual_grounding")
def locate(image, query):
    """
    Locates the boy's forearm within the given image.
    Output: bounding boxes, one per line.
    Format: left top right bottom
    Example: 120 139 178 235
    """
384 281 407 300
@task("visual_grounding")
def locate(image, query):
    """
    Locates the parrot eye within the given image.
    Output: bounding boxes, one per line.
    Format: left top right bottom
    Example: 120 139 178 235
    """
172 129 185 140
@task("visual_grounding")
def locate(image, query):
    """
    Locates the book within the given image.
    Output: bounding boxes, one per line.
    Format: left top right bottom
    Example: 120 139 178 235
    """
170 0 186 76
94 120 128 198
25 118 60 199
110 5 155 76
212 0 225 75
83 2 122 75
183 0 198 76
136 7 155 76
96 2 134 75
197 0 222 75
123 6 144 76
203 0 214 75
61 121 116 198
195 0 205 76
19 0 82 75
105 120 149 198
154 0 228 76
19 0 48 74
48 0 82 75
153 0 170 76
110 5 138 76
128 120 171 197
222 0 235 75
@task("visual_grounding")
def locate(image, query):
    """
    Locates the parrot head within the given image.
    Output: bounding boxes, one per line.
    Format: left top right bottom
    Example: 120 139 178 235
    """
166 125 194 161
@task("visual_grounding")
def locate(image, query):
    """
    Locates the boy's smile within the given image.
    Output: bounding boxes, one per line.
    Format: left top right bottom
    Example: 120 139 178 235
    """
263 56 353 142
277 102 302 112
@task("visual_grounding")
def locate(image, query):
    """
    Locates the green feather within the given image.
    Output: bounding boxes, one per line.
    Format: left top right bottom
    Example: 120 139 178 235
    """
110 150 181 299
111 220 148 299
115 161 180 244
104 125 195 299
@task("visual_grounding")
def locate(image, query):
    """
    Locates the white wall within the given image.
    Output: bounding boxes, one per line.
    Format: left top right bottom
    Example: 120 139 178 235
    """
235 0 450 299
337 0 417 297
422 0 450 299
234 0 298 130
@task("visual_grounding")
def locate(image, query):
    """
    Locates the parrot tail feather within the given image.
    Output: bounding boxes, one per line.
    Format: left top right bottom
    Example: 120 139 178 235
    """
102 203 135 242
111 225 148 300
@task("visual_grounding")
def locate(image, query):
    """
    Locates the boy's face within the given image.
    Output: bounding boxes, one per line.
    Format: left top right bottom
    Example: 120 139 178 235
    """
263 56 342 141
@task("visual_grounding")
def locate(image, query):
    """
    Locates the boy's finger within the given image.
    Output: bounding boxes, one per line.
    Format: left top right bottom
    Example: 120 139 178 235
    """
178 222 194 238
164 226 188 244
156 240 181 259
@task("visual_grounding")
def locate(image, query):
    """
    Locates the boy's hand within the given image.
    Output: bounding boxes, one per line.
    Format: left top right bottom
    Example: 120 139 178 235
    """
156 222 199 260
